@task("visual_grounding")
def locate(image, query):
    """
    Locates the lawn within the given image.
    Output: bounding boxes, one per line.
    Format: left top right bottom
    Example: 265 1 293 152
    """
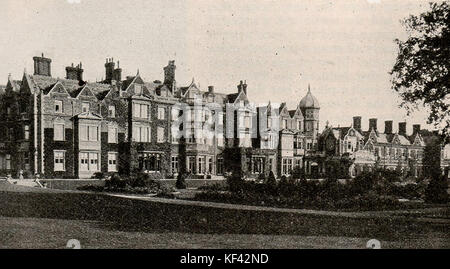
0 182 448 248
1 216 447 249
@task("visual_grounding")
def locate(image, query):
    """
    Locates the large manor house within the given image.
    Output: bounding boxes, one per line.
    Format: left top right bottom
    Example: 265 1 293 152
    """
0 54 449 179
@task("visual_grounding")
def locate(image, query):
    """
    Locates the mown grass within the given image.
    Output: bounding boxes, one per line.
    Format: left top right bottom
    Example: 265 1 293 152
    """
0 188 447 242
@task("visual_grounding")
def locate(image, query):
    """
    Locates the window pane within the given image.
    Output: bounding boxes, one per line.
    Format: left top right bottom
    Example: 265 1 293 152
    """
108 127 117 143
80 125 88 141
89 126 98 141
54 124 64 141
133 103 140 118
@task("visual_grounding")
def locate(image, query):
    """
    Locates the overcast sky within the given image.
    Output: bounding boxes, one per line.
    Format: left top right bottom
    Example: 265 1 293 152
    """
0 0 437 133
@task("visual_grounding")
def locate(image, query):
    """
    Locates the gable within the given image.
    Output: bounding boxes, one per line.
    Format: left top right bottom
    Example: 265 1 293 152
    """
77 86 98 100
279 105 290 117
183 82 201 98
232 91 249 105
368 130 377 143
392 135 401 145
20 73 33 95
48 82 70 96
292 106 304 119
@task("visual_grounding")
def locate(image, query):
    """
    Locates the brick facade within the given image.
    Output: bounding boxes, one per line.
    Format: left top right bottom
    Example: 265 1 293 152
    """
0 55 448 179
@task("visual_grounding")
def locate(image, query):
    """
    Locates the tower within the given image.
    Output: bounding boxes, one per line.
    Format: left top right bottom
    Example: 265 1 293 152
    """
299 84 320 137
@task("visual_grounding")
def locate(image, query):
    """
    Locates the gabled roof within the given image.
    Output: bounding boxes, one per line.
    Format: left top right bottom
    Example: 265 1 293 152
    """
87 82 113 100
75 111 102 120
28 75 83 95
398 134 411 145
291 105 304 119
410 133 426 147
227 90 248 105
11 80 22 92
5 75 21 93
180 78 200 97
46 81 70 96
146 81 163 94
226 92 239 103
279 103 290 117
70 85 98 100
376 132 389 143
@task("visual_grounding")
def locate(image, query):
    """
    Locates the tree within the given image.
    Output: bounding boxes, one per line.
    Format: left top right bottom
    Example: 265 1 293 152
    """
423 135 448 203
176 173 187 189
423 135 442 179
390 2 449 134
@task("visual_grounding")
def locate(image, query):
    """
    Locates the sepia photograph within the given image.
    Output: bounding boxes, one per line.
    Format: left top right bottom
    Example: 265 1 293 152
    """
0 0 448 257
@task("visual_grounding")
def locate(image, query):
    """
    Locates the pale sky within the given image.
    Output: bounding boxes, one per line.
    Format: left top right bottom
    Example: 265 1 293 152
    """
0 0 438 134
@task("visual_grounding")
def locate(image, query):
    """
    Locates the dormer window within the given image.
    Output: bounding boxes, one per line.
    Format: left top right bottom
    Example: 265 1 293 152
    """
55 100 63 113
82 102 90 113
135 84 142 95
108 105 116 118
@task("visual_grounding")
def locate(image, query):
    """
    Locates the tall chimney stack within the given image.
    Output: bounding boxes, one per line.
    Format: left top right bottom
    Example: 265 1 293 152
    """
413 124 421 135
163 60 176 91
237 80 244 94
33 53 52 77
66 62 84 81
384 120 393 134
398 122 407 136
113 60 122 82
105 58 115 83
353 116 361 131
369 118 378 132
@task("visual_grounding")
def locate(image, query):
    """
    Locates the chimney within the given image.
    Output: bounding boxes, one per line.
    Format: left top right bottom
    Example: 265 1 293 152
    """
33 53 52 76
243 80 247 95
113 61 122 82
384 120 393 134
413 124 421 135
398 122 407 136
208 85 214 94
353 116 361 131
105 58 115 83
163 60 176 90
237 80 244 94
369 118 378 132
66 62 84 81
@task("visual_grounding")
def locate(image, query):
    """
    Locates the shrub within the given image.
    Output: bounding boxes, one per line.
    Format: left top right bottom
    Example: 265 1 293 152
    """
265 171 277 191
227 172 245 193
105 174 126 190
386 182 427 200
425 175 449 203
77 184 104 192
291 166 305 180
198 183 227 191
157 183 176 198
91 172 105 179
176 173 187 189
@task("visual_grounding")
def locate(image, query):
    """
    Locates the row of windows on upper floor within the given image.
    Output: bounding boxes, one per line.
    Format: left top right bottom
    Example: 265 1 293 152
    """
279 119 318 132
371 146 424 160
54 100 117 117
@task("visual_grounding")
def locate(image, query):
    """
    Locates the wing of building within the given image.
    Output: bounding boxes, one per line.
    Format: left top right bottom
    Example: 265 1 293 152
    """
0 54 448 180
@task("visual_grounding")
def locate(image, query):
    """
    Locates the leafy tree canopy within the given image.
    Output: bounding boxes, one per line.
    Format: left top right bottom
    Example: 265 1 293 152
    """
391 2 449 134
